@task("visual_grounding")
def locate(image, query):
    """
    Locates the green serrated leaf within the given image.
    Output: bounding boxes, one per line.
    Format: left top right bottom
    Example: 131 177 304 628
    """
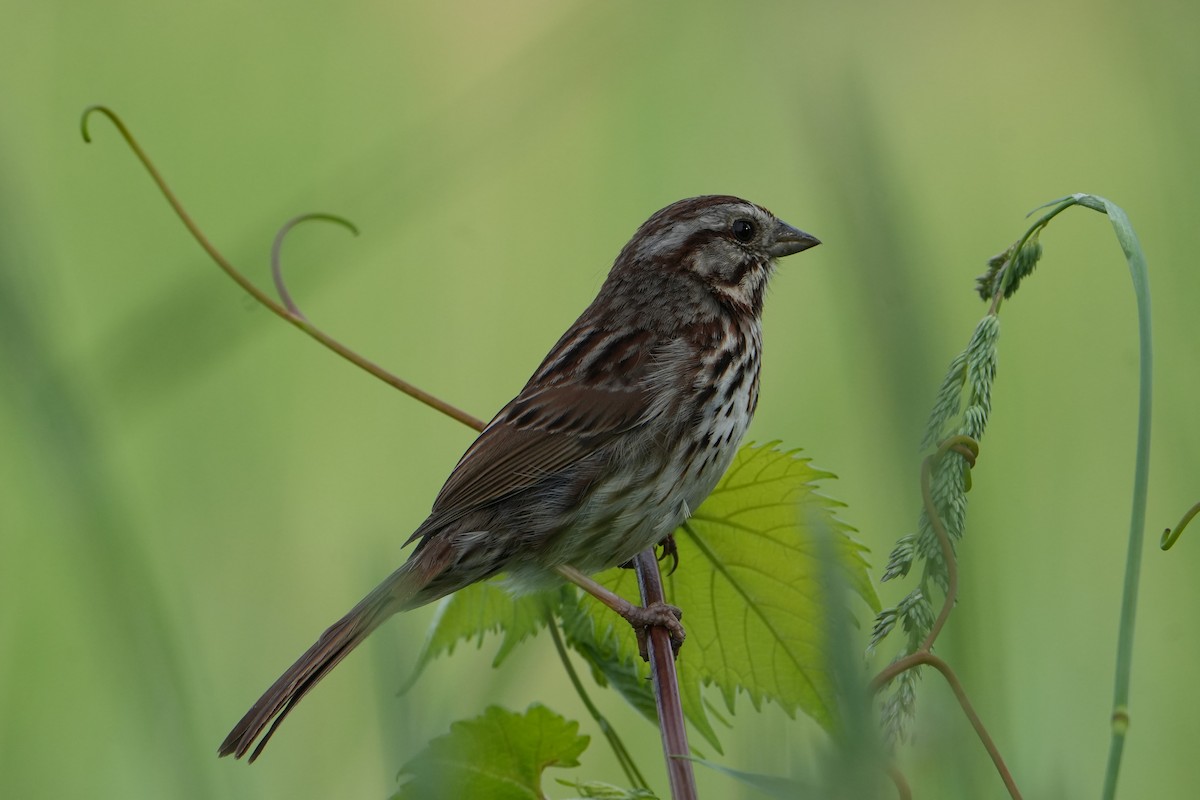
586 443 879 739
393 704 589 800
399 582 558 693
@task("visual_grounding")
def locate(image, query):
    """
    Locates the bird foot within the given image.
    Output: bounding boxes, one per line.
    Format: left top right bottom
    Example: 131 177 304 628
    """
620 601 685 661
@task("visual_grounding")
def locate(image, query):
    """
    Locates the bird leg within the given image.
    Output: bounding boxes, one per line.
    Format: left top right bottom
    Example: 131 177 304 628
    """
555 565 685 660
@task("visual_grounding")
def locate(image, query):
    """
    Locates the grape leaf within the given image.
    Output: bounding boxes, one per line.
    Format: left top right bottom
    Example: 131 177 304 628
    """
393 704 589 800
588 443 879 736
399 582 560 693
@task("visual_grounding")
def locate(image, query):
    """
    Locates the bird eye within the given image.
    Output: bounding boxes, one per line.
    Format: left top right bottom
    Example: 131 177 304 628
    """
731 218 756 243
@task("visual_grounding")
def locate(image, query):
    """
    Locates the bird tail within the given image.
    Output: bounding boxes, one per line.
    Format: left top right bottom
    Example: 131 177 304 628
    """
218 538 453 762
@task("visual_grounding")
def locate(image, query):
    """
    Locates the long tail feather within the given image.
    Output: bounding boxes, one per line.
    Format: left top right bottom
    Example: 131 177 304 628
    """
219 598 386 761
219 540 452 761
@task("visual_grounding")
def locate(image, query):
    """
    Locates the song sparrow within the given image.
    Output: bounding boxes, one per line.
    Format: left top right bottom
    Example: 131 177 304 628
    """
219 195 819 761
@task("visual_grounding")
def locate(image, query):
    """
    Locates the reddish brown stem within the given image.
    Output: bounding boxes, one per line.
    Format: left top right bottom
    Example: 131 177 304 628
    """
634 550 697 800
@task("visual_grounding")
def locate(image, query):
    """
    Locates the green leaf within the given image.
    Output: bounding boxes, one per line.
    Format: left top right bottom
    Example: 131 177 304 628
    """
585 443 879 740
399 582 559 693
393 704 589 800
1073 193 1153 800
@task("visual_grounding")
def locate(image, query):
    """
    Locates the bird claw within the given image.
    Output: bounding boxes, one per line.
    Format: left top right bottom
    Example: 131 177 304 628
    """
623 601 685 661
617 534 680 575
655 533 680 575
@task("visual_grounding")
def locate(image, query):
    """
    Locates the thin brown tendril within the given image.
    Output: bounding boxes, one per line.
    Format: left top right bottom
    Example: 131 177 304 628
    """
871 651 1021 799
913 653 1022 800
871 436 1021 799
271 213 359 321
80 105 486 433
886 763 913 800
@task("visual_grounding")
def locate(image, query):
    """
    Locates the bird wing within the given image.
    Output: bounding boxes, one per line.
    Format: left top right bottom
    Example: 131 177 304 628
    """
420 380 655 528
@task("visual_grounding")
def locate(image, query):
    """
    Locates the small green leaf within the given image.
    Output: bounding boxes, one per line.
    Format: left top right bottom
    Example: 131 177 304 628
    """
393 704 589 800
399 582 559 693
585 444 878 738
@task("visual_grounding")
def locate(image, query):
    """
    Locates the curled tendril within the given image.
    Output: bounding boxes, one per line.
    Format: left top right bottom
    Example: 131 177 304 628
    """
80 104 487 432
272 213 359 320
81 104 286 314
1161 501 1200 550
935 432 979 491
81 105 110 142
936 433 979 468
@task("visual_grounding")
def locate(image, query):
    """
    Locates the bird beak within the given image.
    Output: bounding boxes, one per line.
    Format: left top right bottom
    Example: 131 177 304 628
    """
769 221 821 258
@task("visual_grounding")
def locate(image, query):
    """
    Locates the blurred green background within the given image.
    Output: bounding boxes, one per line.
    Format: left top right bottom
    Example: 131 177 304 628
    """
2 1 1197 797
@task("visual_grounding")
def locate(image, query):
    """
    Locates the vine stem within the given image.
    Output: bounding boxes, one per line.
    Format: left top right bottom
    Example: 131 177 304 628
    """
634 550 697 800
82 105 694 799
